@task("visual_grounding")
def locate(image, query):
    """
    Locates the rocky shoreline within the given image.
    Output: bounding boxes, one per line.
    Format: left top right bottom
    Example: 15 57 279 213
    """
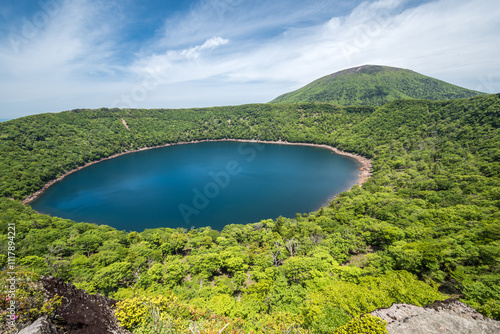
22 139 372 206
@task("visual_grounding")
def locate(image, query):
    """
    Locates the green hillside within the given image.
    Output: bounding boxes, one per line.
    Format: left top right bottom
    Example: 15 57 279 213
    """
1 94 499 333
271 65 485 105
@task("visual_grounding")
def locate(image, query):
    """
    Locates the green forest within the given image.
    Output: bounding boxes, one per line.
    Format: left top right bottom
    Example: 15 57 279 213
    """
270 65 484 106
1 94 499 333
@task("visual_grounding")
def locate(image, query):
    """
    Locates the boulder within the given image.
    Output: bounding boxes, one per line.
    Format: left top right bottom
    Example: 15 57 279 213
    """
371 299 500 334
17 317 60 334
40 276 130 334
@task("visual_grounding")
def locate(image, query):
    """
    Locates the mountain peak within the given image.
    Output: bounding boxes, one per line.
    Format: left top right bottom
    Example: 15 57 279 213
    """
271 65 484 106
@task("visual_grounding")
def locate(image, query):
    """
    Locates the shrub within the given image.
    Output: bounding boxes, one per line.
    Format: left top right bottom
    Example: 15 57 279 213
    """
334 314 388 334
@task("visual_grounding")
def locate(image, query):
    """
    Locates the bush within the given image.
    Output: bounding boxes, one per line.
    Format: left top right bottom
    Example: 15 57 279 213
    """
334 314 388 334
0 269 62 330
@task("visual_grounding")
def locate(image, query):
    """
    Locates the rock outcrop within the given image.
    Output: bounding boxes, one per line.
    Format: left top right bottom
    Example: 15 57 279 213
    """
17 317 60 334
371 298 500 334
15 276 130 334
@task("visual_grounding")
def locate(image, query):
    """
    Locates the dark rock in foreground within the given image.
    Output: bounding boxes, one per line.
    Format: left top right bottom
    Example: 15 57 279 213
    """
16 276 130 334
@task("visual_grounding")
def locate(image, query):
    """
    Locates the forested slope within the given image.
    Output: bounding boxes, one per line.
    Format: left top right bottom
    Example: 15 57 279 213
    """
271 65 485 105
0 95 499 333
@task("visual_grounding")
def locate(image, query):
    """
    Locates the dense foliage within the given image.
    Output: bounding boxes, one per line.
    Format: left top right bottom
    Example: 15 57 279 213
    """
270 65 484 105
1 94 499 332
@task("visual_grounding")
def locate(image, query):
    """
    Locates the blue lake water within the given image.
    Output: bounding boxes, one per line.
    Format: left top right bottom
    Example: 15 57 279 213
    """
31 141 360 231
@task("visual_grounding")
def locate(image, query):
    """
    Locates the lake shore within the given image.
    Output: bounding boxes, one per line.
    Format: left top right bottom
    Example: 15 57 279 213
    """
22 139 372 205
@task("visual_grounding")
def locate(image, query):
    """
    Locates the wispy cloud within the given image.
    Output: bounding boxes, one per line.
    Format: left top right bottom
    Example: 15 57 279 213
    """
0 0 131 115
131 0 500 89
175 36 230 61
0 0 499 118
155 0 351 49
0 0 123 74
131 36 230 82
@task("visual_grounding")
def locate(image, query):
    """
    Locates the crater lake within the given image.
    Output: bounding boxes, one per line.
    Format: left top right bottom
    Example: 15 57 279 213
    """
30 141 361 231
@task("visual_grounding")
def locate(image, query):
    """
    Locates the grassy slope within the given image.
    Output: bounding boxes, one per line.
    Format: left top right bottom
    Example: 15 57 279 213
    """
271 65 485 105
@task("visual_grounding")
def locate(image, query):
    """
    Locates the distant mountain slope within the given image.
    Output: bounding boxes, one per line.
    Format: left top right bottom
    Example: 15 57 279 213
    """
271 65 485 105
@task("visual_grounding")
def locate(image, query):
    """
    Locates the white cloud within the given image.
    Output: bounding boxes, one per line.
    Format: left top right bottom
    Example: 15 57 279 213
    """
0 0 131 117
0 0 121 75
131 0 500 95
130 36 230 84
154 0 348 50
0 0 499 118
179 36 229 59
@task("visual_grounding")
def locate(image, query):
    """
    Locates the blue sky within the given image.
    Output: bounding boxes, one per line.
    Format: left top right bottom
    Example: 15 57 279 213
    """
0 0 499 119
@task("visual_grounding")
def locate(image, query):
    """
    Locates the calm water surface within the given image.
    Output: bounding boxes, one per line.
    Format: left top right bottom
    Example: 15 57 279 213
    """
31 141 360 231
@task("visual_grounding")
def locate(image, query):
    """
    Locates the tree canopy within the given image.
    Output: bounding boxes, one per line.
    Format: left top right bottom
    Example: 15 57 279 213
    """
1 94 499 332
